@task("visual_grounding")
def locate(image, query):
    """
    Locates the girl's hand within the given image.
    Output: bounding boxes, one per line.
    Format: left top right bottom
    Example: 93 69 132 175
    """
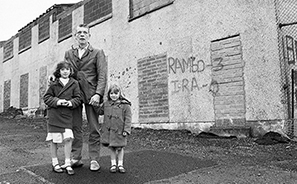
57 99 67 106
122 132 127 137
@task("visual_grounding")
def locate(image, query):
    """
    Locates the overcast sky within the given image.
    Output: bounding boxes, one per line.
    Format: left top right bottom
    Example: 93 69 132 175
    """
0 0 80 41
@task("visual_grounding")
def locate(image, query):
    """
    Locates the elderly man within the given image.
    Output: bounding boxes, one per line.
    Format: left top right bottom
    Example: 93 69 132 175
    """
64 24 107 171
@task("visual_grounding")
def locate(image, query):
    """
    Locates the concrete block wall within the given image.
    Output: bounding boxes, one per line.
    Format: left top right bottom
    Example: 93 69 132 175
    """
3 80 11 109
58 14 72 41
137 53 169 123
84 0 112 25
38 14 50 43
3 39 13 61
19 26 32 52
20 73 29 108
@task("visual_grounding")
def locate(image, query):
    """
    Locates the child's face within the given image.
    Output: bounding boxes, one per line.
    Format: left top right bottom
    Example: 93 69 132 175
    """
110 90 120 101
60 67 71 79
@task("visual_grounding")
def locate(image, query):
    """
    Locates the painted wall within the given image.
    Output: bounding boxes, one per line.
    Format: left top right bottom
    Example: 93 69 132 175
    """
107 0 286 127
0 0 287 133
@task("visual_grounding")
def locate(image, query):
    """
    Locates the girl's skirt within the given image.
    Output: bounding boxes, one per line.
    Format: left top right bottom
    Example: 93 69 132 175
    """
45 128 74 143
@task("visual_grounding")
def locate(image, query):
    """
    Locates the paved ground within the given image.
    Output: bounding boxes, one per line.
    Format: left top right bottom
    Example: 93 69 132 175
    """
1 117 297 183
20 150 216 184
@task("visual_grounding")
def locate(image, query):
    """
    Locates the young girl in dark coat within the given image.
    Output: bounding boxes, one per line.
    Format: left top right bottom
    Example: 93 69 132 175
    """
98 83 132 173
43 61 81 175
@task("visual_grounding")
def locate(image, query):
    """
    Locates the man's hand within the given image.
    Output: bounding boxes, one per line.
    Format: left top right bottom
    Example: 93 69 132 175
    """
48 75 56 84
67 101 73 107
89 94 101 106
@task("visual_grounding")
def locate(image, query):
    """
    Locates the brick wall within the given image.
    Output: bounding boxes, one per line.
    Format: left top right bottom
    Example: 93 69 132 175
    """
138 53 169 122
130 0 174 19
38 14 50 43
3 80 11 110
210 35 246 126
58 14 72 41
19 26 32 52
84 0 112 25
20 73 29 108
39 66 47 106
3 39 13 62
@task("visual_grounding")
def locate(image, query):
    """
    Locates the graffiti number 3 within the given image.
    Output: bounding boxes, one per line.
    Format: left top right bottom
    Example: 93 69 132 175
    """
212 57 223 71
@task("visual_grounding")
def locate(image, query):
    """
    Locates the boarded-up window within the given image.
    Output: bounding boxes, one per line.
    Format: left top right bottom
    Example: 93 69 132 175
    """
38 14 50 43
210 35 246 126
18 26 32 53
20 73 29 108
84 0 112 25
58 14 72 42
3 39 13 62
138 53 169 123
129 0 174 20
3 80 11 110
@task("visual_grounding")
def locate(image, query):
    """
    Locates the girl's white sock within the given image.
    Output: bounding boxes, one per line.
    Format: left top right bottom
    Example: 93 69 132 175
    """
111 159 117 166
118 160 123 166
65 158 71 166
52 157 59 166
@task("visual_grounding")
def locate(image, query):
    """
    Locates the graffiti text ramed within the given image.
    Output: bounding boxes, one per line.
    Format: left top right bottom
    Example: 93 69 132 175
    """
168 57 205 74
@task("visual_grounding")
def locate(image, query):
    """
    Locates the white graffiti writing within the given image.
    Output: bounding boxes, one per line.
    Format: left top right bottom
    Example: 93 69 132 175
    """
171 77 208 93
168 56 223 95
168 56 205 74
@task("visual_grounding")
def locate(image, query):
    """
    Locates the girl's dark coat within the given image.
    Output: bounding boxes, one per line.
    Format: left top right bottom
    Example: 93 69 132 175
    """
43 78 81 132
99 100 132 147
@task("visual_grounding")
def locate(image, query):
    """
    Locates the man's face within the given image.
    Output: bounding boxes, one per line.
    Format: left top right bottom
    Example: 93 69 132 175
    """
75 26 90 45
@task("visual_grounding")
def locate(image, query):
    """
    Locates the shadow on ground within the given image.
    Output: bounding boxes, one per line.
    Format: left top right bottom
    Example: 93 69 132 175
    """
25 150 216 184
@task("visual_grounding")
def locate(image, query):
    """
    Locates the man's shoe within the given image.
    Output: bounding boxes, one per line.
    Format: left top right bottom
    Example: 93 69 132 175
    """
90 160 100 171
71 159 84 168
